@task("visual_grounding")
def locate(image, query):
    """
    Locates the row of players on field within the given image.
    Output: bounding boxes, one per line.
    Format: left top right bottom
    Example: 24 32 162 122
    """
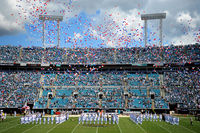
78 113 119 124
130 113 179 125
0 110 16 121
20 112 179 125
20 112 69 124
20 112 119 125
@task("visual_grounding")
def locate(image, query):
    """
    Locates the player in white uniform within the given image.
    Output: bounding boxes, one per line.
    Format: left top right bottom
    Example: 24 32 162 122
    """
39 117 42 124
104 115 107 124
78 116 81 124
101 116 103 124
20 117 24 124
36 117 39 124
82 115 85 124
109 116 111 124
47 117 50 124
93 115 96 124
43 117 46 124
112 115 115 124
51 116 54 124
159 114 162 121
14 111 16 117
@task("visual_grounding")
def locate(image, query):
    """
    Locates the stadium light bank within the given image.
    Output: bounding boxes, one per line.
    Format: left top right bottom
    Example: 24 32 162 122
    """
39 15 63 48
141 13 166 47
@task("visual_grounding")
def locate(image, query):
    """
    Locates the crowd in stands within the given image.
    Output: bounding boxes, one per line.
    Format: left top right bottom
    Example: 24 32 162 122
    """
127 89 168 109
0 71 41 108
0 44 199 110
75 87 99 108
21 47 43 63
34 72 166 109
41 72 160 87
0 69 199 110
0 45 20 62
1 69 199 110
164 69 200 109
0 44 199 64
102 87 124 108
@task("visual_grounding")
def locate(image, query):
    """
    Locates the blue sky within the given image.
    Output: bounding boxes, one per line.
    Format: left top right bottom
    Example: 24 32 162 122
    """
0 0 199 48
0 10 146 48
0 11 100 48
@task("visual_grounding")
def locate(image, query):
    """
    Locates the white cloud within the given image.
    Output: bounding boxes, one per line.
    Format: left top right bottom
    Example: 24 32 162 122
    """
0 0 79 36
171 11 200 45
172 31 197 45
74 32 83 40
0 0 25 35
90 7 144 47
177 12 195 28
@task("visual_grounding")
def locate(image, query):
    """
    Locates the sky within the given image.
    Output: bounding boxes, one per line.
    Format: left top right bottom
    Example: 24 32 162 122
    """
0 0 199 48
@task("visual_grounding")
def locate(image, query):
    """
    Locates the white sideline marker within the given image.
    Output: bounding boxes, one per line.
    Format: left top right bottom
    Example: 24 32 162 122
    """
117 123 123 133
71 123 79 133
22 125 38 133
154 122 171 133
96 126 98 133
179 125 197 133
136 124 147 133
47 123 61 133
0 124 20 133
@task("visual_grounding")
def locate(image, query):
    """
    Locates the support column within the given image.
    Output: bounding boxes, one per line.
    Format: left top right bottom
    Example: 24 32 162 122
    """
87 47 90 64
42 20 45 48
99 99 102 108
159 19 163 46
114 48 116 64
125 98 128 109
57 20 60 48
144 20 147 46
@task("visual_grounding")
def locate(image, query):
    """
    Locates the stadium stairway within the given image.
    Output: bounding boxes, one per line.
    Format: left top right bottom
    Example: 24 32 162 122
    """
159 74 165 97
39 88 43 98
39 74 44 98
55 74 58 82
53 87 56 97
39 74 45 85
125 94 128 108
99 99 102 108
151 99 155 112
123 88 128 109
147 86 150 97
19 47 22 62
47 99 50 108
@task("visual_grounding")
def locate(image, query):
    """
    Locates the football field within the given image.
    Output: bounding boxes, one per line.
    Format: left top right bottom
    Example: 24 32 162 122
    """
0 116 199 133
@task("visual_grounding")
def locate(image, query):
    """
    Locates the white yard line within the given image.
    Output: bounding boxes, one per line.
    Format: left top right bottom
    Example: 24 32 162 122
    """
0 123 20 133
1 118 19 125
46 123 61 133
0 118 19 124
96 126 98 133
22 125 38 133
71 123 79 133
8 118 19 123
179 125 197 133
117 124 123 133
154 122 171 133
136 124 147 133
177 117 194 119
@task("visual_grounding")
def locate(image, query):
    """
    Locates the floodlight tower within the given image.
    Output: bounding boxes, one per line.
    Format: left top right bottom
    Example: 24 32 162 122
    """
39 15 63 48
141 13 166 46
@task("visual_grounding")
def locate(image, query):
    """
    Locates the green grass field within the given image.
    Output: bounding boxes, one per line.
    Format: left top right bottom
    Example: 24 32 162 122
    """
0 116 200 133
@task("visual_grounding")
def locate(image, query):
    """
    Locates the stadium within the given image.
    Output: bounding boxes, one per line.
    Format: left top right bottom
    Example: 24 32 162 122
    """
0 0 200 133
